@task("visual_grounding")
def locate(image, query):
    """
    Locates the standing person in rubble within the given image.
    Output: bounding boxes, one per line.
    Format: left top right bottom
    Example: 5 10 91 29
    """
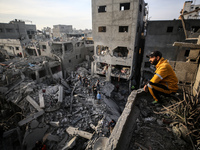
96 79 100 91
143 51 178 104
78 75 82 86
92 84 97 98
82 77 86 87
97 91 101 103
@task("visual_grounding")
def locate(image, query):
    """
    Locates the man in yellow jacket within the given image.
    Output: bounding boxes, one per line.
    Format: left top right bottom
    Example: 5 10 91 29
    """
143 51 178 103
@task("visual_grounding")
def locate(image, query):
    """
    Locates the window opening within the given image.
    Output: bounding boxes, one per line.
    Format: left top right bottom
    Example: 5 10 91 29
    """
184 50 190 57
96 45 110 56
139 4 142 12
42 45 46 49
120 3 130 11
98 6 106 13
98 26 106 32
113 47 129 57
119 26 128 32
6 29 13 33
167 26 173 32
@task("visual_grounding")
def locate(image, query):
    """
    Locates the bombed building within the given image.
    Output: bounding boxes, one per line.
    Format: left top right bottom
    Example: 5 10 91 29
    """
91 0 146 84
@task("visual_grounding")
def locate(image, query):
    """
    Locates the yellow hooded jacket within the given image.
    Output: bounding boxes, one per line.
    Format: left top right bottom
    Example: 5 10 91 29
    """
150 57 178 93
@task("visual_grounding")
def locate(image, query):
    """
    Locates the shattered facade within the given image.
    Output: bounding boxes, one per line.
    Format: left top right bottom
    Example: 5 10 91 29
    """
91 0 146 82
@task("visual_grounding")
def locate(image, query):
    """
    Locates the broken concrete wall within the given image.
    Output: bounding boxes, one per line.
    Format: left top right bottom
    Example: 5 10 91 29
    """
38 41 93 73
104 89 142 150
174 61 198 83
0 39 23 57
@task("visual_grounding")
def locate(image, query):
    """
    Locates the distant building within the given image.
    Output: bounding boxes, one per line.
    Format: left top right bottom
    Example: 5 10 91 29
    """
91 0 146 82
53 25 73 38
0 19 36 40
181 1 200 19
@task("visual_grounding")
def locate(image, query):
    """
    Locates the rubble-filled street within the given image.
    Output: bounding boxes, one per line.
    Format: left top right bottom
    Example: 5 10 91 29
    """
0 56 129 150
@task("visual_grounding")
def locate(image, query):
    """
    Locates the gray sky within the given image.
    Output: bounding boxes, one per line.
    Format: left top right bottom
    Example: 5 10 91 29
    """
0 0 199 30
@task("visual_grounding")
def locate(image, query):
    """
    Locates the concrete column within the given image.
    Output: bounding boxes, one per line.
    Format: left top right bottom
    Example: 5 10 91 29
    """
61 43 65 79
106 65 111 81
35 71 40 83
91 62 95 76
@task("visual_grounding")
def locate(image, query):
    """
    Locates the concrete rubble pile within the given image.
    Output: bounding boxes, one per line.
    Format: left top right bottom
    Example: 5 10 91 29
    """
128 92 194 150
0 56 124 150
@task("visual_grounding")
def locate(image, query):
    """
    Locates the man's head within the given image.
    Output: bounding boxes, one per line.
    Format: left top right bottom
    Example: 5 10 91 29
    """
146 51 162 65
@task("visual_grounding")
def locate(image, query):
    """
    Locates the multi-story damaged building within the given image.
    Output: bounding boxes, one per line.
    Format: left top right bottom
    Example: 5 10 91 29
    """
180 1 200 19
91 0 146 83
0 19 36 40
38 40 94 77
53 25 73 38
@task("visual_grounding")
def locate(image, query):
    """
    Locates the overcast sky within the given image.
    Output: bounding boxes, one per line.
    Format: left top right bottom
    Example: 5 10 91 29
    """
0 0 199 30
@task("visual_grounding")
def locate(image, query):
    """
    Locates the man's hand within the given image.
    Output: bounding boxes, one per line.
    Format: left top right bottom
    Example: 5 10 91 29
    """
143 84 148 92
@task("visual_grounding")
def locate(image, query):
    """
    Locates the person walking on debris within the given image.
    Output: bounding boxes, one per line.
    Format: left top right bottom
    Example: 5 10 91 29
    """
82 77 86 87
96 79 100 91
108 119 116 134
78 74 82 86
97 91 101 103
143 51 178 104
92 84 97 98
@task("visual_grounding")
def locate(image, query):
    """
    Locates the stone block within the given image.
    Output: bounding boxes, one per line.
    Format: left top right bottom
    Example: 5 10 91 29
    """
175 62 198 73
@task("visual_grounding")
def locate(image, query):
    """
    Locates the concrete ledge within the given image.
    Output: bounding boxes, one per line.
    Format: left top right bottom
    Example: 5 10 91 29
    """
104 89 144 150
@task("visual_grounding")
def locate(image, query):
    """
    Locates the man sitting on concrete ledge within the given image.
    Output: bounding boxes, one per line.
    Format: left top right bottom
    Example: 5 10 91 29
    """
143 51 178 104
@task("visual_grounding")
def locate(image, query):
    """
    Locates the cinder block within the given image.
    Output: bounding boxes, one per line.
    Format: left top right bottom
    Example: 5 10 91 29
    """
175 62 198 73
